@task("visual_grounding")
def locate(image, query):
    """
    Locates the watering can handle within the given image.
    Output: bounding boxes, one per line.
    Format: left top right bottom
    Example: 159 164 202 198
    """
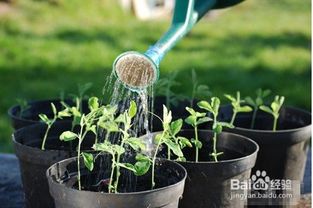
145 0 217 66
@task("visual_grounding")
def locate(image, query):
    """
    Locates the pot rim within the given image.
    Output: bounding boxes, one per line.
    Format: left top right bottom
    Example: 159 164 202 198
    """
144 129 259 165
221 105 311 133
46 156 187 196
8 98 67 123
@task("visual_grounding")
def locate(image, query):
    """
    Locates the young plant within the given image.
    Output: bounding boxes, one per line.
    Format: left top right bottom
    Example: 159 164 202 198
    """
148 106 191 188
184 107 211 162
245 88 271 129
259 95 285 131
190 69 211 108
93 101 150 193
16 98 30 118
39 103 71 150
224 91 253 126
154 71 184 108
59 97 103 190
198 97 233 162
69 82 93 113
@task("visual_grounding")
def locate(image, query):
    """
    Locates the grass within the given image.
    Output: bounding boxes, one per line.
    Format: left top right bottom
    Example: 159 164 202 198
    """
0 0 310 152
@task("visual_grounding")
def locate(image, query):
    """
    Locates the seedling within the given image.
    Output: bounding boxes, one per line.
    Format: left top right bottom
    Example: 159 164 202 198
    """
16 98 30 118
69 82 93 113
93 101 150 193
39 103 71 150
185 106 211 162
151 105 191 188
224 91 253 126
259 95 285 131
198 97 233 162
245 88 271 129
154 71 184 108
190 69 211 108
59 97 103 190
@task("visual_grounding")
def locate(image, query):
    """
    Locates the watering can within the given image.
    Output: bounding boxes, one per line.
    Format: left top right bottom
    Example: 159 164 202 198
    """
113 0 245 91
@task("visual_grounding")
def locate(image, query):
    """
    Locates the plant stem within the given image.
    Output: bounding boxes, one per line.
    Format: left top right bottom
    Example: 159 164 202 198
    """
167 148 171 160
212 133 218 162
113 135 126 193
108 154 116 193
273 116 278 131
151 131 164 189
230 110 237 126
41 124 51 150
195 126 199 162
77 139 82 190
250 107 257 129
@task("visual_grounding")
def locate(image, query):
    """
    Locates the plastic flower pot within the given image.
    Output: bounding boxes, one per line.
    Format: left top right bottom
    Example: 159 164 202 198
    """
219 105 311 182
144 130 259 208
8 99 89 130
13 121 95 208
46 156 187 208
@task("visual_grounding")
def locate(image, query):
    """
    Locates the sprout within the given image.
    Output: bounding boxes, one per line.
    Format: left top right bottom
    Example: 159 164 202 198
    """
259 95 285 131
245 88 271 129
224 91 253 126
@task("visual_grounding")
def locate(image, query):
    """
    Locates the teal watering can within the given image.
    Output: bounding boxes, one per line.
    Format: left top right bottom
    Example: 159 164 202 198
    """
113 0 245 91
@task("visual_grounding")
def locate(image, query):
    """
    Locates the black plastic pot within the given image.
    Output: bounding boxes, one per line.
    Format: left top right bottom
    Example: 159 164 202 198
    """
145 130 259 208
13 121 95 208
8 99 89 130
219 106 311 182
47 155 187 208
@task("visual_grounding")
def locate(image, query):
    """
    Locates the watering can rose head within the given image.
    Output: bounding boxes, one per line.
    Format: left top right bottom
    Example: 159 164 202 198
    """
113 51 158 91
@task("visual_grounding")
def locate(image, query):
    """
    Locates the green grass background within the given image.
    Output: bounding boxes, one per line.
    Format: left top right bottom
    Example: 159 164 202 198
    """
0 0 311 152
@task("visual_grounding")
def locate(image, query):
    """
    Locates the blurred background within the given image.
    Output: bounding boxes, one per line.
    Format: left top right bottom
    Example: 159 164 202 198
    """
0 0 311 152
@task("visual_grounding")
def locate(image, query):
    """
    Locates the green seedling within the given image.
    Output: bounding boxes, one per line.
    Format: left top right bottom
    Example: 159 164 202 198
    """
259 95 285 131
93 101 150 193
224 91 253 126
154 71 184 108
16 98 30 118
198 97 233 162
151 105 191 188
245 88 271 129
185 106 211 162
69 82 93 113
39 103 71 150
190 69 211 108
59 97 103 190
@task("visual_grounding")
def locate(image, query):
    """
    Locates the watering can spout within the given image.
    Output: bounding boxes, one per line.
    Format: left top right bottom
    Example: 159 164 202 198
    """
113 0 245 91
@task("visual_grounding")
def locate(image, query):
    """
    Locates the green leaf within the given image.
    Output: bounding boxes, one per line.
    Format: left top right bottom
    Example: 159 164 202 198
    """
60 131 78 141
134 154 151 176
262 89 271 97
238 105 253 113
164 140 183 157
57 109 71 118
196 117 211 125
126 137 146 151
163 105 172 125
224 94 236 103
99 121 119 132
39 114 50 124
155 133 163 144
191 139 202 149
115 113 126 123
88 97 99 111
185 115 196 127
213 123 223 134
259 105 273 115
178 137 192 148
89 125 97 135
197 101 213 112
82 152 94 171
170 119 183 136
211 97 220 114
92 142 114 155
51 103 57 115
255 97 263 106
217 122 234 129
128 101 137 118
245 97 255 106
185 107 196 115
